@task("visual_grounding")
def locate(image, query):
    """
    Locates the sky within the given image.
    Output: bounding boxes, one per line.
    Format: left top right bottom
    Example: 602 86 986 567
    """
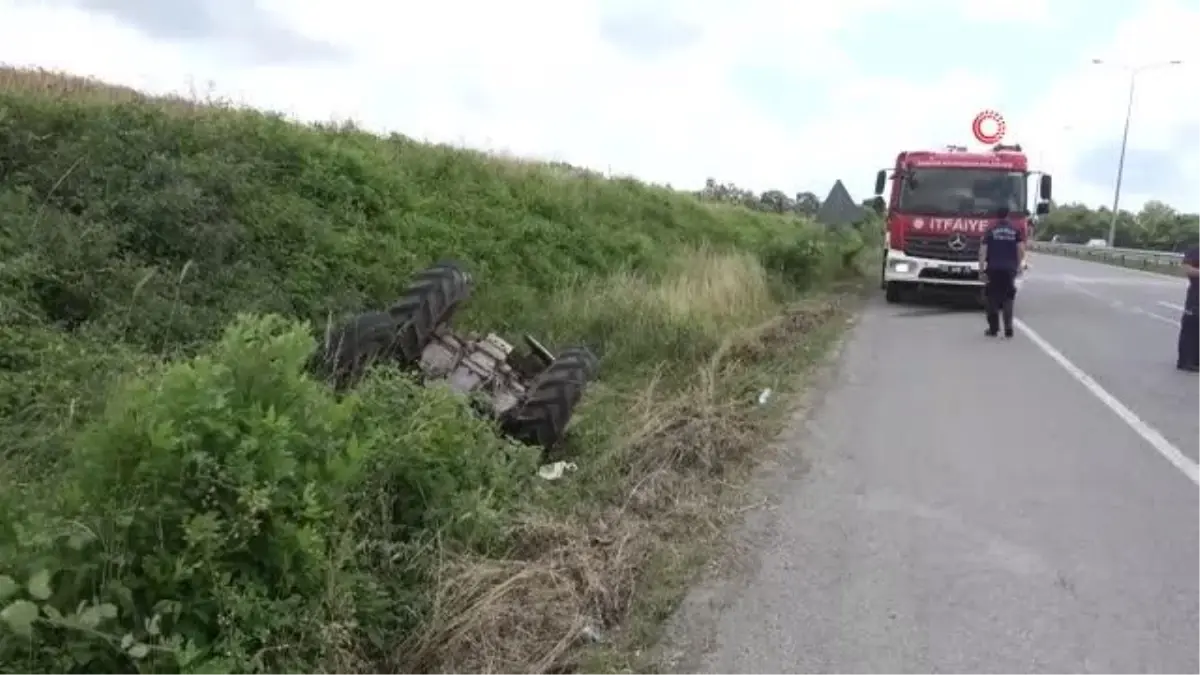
1 0 1197 212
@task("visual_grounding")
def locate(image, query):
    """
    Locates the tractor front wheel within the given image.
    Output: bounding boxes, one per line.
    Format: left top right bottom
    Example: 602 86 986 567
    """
501 346 599 451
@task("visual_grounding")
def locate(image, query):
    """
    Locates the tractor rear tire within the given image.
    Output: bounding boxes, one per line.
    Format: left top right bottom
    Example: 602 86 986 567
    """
387 261 474 363
501 346 599 451
320 311 401 390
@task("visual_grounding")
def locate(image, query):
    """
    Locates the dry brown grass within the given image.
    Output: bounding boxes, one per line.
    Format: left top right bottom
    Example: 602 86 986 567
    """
1 65 149 102
390 288 862 674
0 64 235 117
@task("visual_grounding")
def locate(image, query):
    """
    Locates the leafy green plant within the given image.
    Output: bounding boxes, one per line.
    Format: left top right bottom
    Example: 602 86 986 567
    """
0 315 537 673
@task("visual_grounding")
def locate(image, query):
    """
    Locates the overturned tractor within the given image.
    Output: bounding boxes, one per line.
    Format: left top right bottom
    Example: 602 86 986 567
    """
311 261 599 451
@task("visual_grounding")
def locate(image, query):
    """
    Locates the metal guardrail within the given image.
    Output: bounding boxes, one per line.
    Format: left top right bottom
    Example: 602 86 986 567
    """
1029 241 1185 273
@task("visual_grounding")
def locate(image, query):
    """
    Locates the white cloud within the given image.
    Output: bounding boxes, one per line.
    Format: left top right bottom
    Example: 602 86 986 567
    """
956 0 1051 25
0 0 867 188
1014 0 1199 209
0 0 1195 211
0 5 199 94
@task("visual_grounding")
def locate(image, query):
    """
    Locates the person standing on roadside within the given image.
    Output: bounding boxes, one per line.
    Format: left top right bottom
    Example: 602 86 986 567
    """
978 205 1025 338
1177 243 1199 372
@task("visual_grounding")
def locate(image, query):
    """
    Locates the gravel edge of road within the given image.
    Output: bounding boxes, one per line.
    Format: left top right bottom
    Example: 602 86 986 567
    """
648 311 862 673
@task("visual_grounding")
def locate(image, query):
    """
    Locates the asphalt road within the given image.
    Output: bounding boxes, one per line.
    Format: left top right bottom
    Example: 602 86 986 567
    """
662 252 1199 674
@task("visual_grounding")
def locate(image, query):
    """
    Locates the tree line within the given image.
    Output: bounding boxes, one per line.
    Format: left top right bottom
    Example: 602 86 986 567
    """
1034 200 1198 252
697 177 825 216
676 176 1197 255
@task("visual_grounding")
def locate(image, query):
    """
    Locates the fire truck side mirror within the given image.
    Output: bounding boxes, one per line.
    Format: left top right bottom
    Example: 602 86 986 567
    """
1036 201 1051 216
873 170 886 196
870 196 885 214
1039 174 1053 200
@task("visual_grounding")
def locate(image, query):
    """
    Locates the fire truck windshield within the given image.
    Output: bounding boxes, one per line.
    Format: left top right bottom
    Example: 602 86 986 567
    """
897 167 1027 218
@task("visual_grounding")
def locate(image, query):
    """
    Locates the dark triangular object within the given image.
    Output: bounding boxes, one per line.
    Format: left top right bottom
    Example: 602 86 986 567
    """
816 179 865 227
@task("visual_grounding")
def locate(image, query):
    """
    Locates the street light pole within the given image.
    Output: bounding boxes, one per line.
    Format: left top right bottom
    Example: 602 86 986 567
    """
1092 58 1183 247
1107 73 1136 247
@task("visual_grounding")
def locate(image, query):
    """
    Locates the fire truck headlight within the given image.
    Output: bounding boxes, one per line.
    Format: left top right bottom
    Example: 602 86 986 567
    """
890 261 912 274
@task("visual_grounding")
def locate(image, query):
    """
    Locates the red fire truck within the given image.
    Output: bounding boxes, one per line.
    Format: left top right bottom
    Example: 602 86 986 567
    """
870 144 1052 303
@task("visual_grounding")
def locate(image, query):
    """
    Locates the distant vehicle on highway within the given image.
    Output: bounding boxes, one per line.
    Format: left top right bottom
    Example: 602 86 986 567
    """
1085 238 1108 248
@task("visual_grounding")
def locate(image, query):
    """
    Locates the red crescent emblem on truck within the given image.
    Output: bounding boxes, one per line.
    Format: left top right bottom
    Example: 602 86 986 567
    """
971 110 1006 145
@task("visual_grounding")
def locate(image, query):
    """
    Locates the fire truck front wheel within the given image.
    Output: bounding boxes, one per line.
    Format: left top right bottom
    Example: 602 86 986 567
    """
884 281 905 304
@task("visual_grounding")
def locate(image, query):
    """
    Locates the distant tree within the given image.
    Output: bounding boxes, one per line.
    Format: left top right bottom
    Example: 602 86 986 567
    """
793 191 821 216
1036 200 1198 251
759 189 791 214
699 178 834 218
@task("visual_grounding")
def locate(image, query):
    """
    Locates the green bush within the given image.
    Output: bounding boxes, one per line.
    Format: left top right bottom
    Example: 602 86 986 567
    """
0 314 538 672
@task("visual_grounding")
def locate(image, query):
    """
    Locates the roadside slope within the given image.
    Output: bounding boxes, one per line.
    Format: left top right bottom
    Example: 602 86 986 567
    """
0 67 872 673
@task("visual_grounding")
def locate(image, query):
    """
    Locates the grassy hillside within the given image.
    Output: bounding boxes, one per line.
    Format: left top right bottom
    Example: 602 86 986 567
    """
0 67 873 673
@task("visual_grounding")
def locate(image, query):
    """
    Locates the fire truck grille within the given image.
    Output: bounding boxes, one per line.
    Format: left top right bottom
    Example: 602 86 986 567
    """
904 234 980 262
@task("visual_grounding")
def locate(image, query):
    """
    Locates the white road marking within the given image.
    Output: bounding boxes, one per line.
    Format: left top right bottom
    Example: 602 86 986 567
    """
1064 281 1112 305
1058 273 1181 288
1014 318 1200 486
1065 282 1177 327
1136 309 1178 327
1158 301 1185 313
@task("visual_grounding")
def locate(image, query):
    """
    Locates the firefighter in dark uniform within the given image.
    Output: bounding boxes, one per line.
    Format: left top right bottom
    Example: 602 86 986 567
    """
1177 244 1199 372
978 205 1025 338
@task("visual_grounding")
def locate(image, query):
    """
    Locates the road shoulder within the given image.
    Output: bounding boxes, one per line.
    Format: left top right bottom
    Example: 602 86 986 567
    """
655 296 1199 674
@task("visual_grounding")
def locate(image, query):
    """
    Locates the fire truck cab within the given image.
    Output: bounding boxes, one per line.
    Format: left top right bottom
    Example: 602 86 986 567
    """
869 144 1052 304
